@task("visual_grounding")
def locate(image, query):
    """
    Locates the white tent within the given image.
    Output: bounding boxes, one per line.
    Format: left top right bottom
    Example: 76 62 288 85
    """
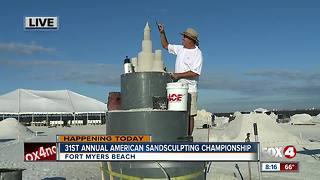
253 108 269 113
0 89 107 114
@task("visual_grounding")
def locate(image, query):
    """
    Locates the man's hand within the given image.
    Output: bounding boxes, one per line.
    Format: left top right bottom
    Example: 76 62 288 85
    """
170 73 179 80
157 23 165 34
157 22 168 49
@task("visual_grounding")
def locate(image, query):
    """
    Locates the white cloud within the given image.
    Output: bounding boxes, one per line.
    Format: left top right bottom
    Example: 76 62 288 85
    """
200 70 320 97
0 59 120 87
0 42 54 54
245 70 320 81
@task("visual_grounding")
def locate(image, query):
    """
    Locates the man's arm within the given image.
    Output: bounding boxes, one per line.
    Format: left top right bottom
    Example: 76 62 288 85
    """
157 23 169 49
172 71 199 80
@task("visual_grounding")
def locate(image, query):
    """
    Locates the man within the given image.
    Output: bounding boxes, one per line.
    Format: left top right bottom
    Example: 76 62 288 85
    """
157 23 203 136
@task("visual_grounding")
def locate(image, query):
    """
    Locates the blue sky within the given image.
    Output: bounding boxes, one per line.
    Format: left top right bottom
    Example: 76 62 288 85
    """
0 0 319 112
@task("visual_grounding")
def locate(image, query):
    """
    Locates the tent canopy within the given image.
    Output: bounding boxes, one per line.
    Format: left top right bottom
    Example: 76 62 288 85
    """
0 89 107 114
253 108 269 113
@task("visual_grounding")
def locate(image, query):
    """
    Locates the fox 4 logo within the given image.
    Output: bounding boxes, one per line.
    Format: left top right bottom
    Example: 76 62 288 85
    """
262 145 296 159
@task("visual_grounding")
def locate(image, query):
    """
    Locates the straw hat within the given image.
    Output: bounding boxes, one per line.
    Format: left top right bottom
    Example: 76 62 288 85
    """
180 28 199 43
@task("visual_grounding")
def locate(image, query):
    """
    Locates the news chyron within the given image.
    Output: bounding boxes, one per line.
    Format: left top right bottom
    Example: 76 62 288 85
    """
261 145 297 159
260 145 299 172
24 142 56 161
24 16 59 30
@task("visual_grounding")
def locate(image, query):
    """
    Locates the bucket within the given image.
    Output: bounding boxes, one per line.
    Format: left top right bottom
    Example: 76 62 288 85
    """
166 82 188 111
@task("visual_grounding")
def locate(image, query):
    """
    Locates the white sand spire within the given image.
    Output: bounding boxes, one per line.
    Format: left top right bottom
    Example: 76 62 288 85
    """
136 22 165 72
142 22 152 52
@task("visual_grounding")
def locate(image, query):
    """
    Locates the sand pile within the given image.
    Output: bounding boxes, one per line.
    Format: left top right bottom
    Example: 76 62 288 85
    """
214 117 230 128
0 118 34 139
290 114 313 124
210 113 301 147
194 109 212 127
312 114 320 123
269 112 277 120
